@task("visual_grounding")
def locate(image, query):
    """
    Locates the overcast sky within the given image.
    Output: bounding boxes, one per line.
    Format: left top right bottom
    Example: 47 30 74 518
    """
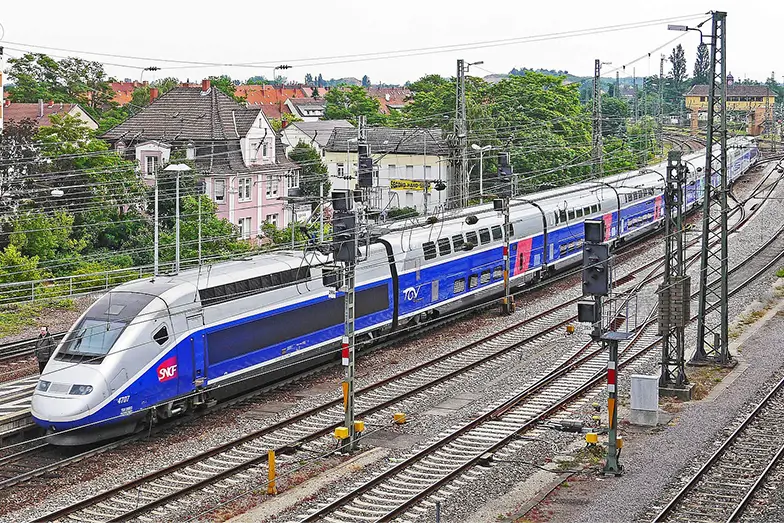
0 0 779 85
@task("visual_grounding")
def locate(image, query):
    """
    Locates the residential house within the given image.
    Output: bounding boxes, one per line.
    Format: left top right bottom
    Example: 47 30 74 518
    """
235 84 301 120
323 127 450 213
285 97 326 121
366 87 411 114
280 120 353 156
684 80 777 135
109 80 148 106
2 99 99 130
101 80 300 242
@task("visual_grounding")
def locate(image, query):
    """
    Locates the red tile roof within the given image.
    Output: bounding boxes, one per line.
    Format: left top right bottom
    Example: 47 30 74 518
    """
260 103 293 120
235 84 306 105
366 87 412 114
3 101 84 127
110 81 148 106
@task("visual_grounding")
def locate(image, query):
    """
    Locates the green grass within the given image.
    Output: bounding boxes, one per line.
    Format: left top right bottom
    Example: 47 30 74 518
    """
0 299 74 338
776 267 784 278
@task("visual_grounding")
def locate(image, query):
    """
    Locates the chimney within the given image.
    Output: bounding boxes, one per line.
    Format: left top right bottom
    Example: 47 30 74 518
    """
201 79 211 92
39 99 44 117
48 100 54 108
150 88 159 102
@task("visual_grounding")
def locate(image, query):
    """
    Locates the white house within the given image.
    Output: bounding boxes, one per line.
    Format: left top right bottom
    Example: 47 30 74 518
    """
285 98 326 122
323 127 451 214
280 120 353 156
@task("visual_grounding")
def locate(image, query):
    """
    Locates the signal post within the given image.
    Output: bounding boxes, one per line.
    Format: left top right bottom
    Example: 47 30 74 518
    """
578 220 625 476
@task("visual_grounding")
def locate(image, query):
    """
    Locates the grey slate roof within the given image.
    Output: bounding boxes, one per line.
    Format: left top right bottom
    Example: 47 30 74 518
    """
100 86 262 142
288 120 354 147
324 127 449 156
685 84 778 98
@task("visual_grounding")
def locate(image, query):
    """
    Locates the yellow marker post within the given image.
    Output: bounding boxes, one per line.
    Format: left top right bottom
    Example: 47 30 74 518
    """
267 450 277 495
608 397 615 429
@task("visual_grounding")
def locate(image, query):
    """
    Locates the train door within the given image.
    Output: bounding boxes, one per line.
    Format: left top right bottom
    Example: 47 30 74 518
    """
187 313 206 388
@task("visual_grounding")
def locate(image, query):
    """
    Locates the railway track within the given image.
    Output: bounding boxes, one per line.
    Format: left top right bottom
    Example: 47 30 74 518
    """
11 161 779 520
652 374 784 523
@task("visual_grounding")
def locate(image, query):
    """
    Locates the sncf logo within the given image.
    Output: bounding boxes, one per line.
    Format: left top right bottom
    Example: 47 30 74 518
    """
157 356 178 382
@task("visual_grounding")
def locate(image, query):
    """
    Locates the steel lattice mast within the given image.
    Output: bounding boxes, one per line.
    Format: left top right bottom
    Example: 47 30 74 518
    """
693 11 730 365
450 59 469 209
659 151 690 390
592 59 603 178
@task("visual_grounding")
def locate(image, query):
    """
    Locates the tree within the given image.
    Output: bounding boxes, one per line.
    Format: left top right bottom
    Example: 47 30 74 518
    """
317 74 325 88
246 76 268 85
601 97 630 138
208 75 244 102
0 119 42 213
288 143 330 206
304 73 314 86
176 195 250 262
324 85 385 125
361 75 371 87
269 113 303 133
693 43 710 85
0 245 49 286
8 210 84 262
312 86 320 98
151 77 179 94
6 53 113 109
668 44 688 103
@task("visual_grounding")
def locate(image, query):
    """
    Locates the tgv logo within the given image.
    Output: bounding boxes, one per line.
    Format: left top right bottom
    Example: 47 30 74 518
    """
157 356 178 382
402 286 420 301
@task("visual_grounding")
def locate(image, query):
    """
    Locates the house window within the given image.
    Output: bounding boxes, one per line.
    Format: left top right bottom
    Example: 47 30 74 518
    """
287 171 300 190
388 165 396 178
145 155 158 176
262 142 269 157
406 165 414 178
238 217 252 239
424 165 432 179
214 179 226 203
337 163 345 177
266 177 278 198
265 214 279 226
238 177 252 201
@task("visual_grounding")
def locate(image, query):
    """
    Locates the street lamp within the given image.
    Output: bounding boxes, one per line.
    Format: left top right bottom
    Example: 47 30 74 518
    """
471 144 492 197
164 163 192 274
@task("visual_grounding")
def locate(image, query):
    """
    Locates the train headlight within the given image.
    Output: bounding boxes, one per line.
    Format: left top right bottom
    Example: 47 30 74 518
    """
36 380 51 392
69 384 93 396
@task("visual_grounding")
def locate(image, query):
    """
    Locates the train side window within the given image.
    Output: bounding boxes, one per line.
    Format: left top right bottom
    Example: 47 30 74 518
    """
153 325 169 346
453 278 466 294
466 231 478 246
506 222 515 237
576 208 583 218
583 206 591 216
469 274 479 289
560 209 567 222
452 234 465 251
568 210 575 221
553 212 560 225
492 266 503 280
479 228 491 244
438 238 452 256
480 270 491 284
423 242 437 260
491 225 503 241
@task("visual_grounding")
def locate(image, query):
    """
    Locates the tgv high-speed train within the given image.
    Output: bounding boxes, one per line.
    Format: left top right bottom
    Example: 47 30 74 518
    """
32 137 758 444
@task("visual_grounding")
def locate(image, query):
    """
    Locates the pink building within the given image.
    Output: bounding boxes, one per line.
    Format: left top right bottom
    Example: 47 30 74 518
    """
101 80 301 242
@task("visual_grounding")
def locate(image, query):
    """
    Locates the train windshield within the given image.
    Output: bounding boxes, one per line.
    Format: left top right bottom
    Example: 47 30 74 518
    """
59 292 158 358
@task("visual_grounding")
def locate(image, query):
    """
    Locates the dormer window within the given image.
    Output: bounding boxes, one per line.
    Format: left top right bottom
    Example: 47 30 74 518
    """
116 141 126 156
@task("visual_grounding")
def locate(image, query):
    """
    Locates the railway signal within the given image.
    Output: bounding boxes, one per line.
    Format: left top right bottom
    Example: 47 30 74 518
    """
578 220 624 476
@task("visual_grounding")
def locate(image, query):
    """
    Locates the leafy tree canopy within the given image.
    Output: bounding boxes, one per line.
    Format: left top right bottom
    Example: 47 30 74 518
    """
288 143 330 205
324 85 386 125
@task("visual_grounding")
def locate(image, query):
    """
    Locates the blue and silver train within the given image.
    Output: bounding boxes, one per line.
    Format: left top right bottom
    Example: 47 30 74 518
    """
32 137 758 444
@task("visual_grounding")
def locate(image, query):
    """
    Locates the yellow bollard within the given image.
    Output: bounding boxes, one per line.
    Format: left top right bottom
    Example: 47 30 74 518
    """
393 412 407 424
585 432 599 445
267 450 277 495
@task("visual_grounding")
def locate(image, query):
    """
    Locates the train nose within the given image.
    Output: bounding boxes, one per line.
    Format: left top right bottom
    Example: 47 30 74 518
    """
31 364 109 426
